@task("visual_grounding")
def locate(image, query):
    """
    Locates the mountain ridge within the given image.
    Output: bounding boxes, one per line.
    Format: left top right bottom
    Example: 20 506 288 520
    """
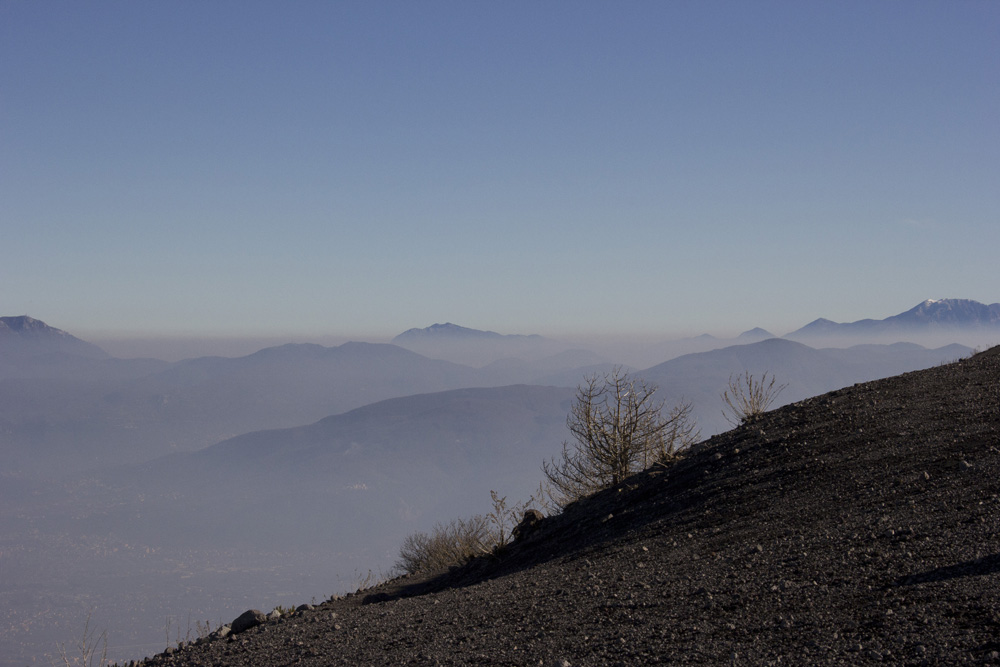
393 322 546 342
787 298 1000 340
0 314 109 362
391 322 577 367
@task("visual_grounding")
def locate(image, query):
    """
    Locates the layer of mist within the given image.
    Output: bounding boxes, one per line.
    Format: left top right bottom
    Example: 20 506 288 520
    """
2 301 998 665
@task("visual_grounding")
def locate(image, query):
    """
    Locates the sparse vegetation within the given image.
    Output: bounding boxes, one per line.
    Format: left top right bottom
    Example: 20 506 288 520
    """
351 568 393 592
396 515 493 575
542 367 698 508
396 484 550 575
195 618 214 640
57 613 108 667
721 371 787 426
394 370 698 575
485 482 551 549
656 401 701 463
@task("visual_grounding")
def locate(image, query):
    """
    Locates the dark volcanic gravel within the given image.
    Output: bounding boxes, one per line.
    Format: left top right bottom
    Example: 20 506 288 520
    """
144 347 1000 666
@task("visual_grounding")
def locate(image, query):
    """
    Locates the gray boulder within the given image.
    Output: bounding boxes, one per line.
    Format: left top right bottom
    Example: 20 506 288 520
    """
231 609 266 635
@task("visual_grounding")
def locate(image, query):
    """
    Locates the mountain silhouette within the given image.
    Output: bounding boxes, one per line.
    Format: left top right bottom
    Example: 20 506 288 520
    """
786 298 1000 344
394 322 545 342
0 315 119 379
392 323 581 367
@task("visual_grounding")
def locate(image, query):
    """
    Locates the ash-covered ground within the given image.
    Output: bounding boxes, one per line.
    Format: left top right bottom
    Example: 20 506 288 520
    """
140 347 1000 666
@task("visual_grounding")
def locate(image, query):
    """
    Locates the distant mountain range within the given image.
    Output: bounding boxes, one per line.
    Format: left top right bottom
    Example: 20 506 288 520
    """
1 300 995 476
786 298 1000 344
621 299 997 367
393 299 999 369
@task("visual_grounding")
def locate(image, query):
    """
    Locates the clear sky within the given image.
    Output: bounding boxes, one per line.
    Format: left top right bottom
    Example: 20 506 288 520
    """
2 1 998 342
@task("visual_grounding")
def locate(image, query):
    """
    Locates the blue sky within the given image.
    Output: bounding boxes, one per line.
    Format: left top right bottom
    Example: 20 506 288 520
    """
2 1 998 342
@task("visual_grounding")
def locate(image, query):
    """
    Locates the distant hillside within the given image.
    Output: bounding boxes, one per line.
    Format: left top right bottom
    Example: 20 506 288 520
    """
0 340 505 476
73 385 577 552
626 327 777 367
638 337 971 436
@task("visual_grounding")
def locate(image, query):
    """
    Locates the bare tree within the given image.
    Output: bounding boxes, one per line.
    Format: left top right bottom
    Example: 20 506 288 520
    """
543 367 698 508
721 371 787 426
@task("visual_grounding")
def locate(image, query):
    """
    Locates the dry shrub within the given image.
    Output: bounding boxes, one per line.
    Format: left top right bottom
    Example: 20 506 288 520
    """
396 515 491 575
721 372 787 426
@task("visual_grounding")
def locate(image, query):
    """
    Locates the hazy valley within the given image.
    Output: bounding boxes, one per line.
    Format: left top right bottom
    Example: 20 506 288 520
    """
1 299 998 665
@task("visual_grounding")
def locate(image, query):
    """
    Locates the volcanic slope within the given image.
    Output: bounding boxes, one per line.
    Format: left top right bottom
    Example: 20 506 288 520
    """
151 347 1000 666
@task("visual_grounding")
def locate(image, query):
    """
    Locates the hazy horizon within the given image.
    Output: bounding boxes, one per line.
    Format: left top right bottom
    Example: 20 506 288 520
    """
48 310 815 353
3 2 998 345
73 301 997 364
